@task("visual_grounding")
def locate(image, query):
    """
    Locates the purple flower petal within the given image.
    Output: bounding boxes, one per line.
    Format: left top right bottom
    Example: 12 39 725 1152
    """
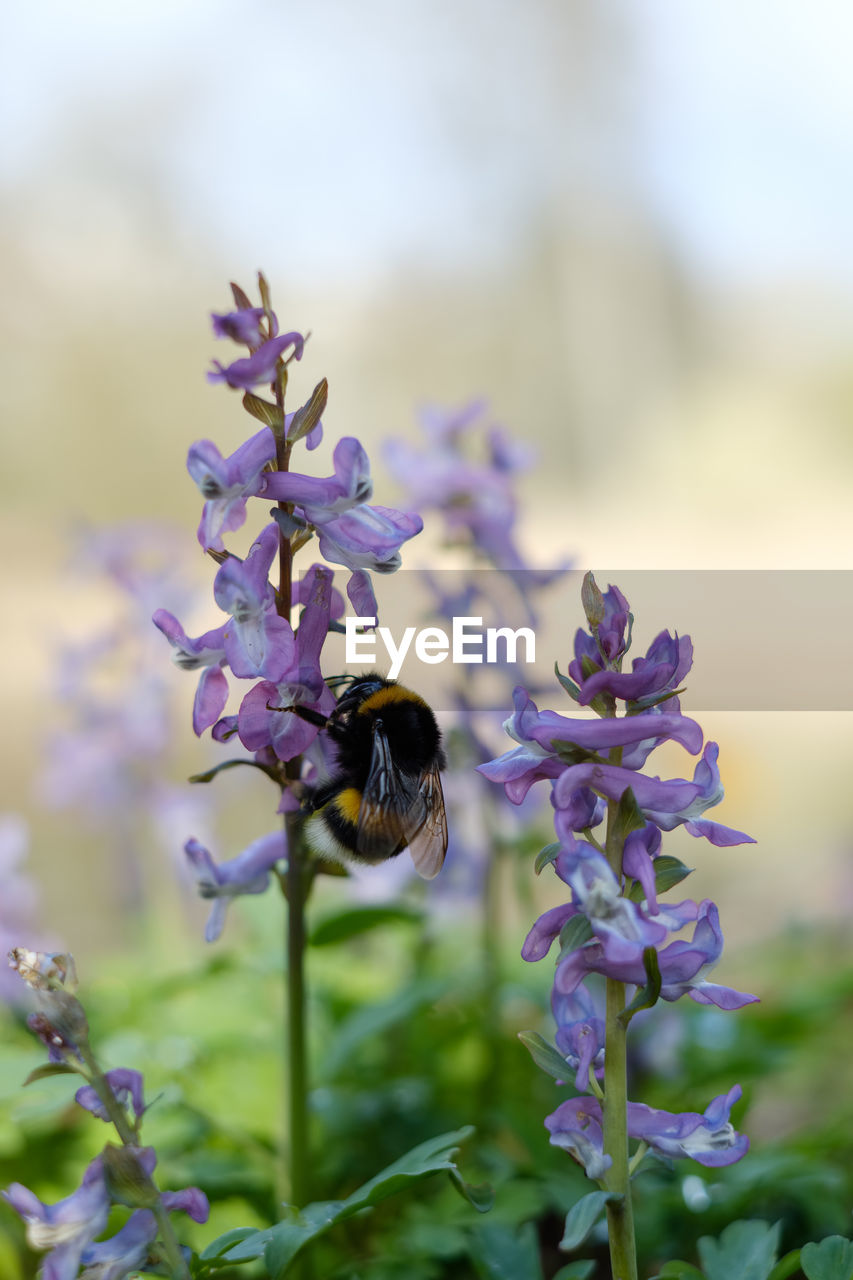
627 1085 749 1167
207 331 304 389
544 1096 611 1180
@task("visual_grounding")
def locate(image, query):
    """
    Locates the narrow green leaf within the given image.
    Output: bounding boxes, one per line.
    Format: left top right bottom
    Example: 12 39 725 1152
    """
308 903 424 947
611 787 646 843
223 1128 480 1276
650 1264 707 1280
241 391 284 429
518 1030 571 1082
287 378 328 444
552 1262 596 1280
558 914 593 958
199 1227 258 1261
551 741 604 766
581 571 605 629
698 1219 781 1280
230 281 253 310
535 842 562 874
801 1235 853 1280
468 1222 544 1280
768 1248 803 1280
23 1062 82 1086
189 758 278 785
559 1190 619 1251
554 661 581 702
619 947 661 1025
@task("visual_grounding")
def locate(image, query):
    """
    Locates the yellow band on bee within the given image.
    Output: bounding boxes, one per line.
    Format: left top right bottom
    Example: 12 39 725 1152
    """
357 684 426 714
331 787 363 823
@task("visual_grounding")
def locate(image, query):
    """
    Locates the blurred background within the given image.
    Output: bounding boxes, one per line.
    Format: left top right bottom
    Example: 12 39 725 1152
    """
3 0 853 958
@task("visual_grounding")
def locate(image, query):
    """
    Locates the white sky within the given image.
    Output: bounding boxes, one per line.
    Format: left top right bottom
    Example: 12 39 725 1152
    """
2 1 851 288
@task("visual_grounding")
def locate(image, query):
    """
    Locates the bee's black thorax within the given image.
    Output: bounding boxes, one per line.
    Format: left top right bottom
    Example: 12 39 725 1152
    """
327 681 445 786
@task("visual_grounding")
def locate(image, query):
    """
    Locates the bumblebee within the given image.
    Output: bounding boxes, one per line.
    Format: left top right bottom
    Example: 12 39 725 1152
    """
304 674 448 880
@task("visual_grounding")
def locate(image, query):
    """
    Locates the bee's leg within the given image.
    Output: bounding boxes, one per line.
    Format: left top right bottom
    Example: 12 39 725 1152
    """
265 701 330 729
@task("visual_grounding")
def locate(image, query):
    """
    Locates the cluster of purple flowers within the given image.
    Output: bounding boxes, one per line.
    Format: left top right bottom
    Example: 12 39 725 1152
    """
3 949 209 1280
153 278 423 938
479 575 757 1179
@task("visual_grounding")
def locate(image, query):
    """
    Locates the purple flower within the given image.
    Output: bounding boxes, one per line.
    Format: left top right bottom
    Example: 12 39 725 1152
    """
314 503 423 574
3 1156 110 1280
211 305 268 346
627 1085 749 1167
151 610 229 736
78 1170 208 1279
571 628 694 709
187 427 276 552
544 1096 611 1181
213 524 296 681
237 564 336 761
546 1087 748 1176
554 899 758 1011
184 833 287 942
75 1069 146 1122
207 330 304 389
552 982 606 1092
506 685 704 758
645 743 755 846
259 436 373 515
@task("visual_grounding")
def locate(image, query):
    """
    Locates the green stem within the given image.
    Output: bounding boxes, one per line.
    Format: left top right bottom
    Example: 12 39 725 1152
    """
77 1042 190 1280
270 344 311 1207
601 754 638 1280
285 813 311 1206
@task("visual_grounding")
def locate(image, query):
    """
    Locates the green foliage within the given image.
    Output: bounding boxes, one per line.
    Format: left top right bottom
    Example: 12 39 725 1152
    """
3 897 853 1278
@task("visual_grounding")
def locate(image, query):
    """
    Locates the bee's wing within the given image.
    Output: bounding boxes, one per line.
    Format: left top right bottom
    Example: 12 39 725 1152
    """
356 720 425 861
404 760 448 881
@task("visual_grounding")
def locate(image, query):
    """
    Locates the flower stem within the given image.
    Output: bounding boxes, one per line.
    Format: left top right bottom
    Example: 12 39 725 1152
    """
284 812 311 1206
270 347 311 1207
601 759 638 1280
77 1042 190 1280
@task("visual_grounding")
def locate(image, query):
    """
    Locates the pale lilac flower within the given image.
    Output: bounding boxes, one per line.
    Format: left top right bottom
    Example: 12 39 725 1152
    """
152 610 229 736
75 1069 146 1122
627 1085 749 1167
207 331 304 389
213 524 296 681
3 1156 110 1280
187 427 276 552
211 305 268 346
184 833 287 942
544 1096 611 1181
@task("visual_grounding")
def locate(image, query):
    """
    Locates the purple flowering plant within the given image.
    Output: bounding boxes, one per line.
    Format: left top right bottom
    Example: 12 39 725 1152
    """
479 572 758 1279
3 948 209 1280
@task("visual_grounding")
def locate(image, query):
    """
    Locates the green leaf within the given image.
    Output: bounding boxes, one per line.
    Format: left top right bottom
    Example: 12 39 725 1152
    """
322 977 447 1078
23 1062 82 1086
230 280 253 310
581 571 605 629
224 1127 482 1277
551 741 604 766
801 1236 853 1280
554 661 581 702
308 903 424 946
619 947 662 1025
768 1249 803 1280
241 391 284 429
287 378 328 445
468 1222 544 1280
558 914 593 958
697 1219 782 1280
553 1263 596 1280
535 842 562 874
559 1190 619 1251
188 758 278 785
650 1264 707 1280
518 1031 571 1082
199 1227 258 1262
611 787 647 843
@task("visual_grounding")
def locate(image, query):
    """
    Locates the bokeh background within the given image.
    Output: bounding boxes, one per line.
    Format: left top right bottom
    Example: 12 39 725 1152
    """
4 1 853 963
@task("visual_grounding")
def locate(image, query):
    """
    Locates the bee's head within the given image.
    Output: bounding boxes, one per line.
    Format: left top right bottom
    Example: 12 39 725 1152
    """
333 672 389 717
